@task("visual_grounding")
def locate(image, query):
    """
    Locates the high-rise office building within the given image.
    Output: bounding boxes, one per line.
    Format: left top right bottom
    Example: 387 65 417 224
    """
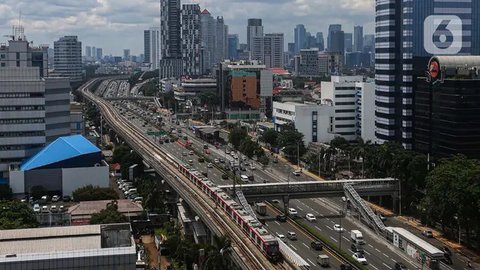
123 49 130 61
363 34 374 52
85 46 91 58
330 30 345 54
374 0 480 148
344 33 353 53
251 33 284 68
160 0 183 77
415 56 480 159
214 16 228 66
53 36 83 83
96 48 103 60
45 78 72 143
316 32 325 51
247 19 263 52
327 24 341 51
181 4 201 76
92 46 96 59
294 24 307 54
228 34 239 60
0 35 71 180
353 25 363 52
160 0 181 59
200 9 215 73
144 27 160 69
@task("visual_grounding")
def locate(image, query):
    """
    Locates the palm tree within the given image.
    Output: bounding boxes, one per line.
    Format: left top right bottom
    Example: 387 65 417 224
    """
352 139 372 178
202 235 233 270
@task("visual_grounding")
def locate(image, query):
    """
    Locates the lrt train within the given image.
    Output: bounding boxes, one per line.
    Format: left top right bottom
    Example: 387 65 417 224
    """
162 151 280 261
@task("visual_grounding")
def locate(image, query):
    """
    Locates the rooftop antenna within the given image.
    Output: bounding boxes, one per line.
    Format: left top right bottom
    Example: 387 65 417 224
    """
13 10 25 41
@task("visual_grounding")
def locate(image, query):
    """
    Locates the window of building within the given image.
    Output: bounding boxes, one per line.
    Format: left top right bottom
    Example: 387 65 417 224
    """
0 63 5 67
16 52 20 59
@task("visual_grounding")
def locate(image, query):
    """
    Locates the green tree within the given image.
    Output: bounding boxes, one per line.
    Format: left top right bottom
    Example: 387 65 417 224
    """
352 139 372 177
0 184 12 200
90 200 128 224
202 235 234 270
277 124 306 163
113 145 144 178
0 201 38 229
422 155 480 238
260 129 278 147
30 185 48 200
136 175 167 212
330 137 350 152
72 185 119 202
228 127 248 150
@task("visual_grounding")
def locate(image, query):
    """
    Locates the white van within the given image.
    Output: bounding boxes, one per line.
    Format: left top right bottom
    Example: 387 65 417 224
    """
240 175 249 183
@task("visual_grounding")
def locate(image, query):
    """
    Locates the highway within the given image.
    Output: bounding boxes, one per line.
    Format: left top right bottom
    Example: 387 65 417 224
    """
80 79 292 270
113 101 360 269
103 79 465 270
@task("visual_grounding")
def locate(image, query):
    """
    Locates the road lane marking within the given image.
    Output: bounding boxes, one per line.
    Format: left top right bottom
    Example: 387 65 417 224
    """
342 236 350 242
391 258 396 263
370 264 379 270
275 221 280 225
364 250 371 255
382 262 392 269
307 259 315 266
383 253 389 258
297 206 304 211
326 225 333 230
315 225 322 231
368 244 373 248
290 244 297 251
302 243 309 248
375 248 381 253
330 236 338 242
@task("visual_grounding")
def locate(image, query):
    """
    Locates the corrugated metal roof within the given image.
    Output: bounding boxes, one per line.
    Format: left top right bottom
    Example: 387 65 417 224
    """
20 135 100 171
0 225 102 255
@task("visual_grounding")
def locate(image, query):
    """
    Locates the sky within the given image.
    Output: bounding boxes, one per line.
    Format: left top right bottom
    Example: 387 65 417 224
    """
0 0 374 56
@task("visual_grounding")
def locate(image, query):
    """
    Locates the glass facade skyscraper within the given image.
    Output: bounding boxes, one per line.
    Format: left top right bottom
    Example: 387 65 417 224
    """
375 0 480 148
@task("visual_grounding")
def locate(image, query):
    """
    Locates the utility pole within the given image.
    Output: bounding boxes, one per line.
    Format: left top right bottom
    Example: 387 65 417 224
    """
318 151 321 177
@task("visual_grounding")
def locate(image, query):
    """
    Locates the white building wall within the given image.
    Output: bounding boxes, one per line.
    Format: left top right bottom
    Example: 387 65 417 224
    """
62 166 109 196
358 81 376 142
273 102 334 145
321 76 368 142
8 170 25 194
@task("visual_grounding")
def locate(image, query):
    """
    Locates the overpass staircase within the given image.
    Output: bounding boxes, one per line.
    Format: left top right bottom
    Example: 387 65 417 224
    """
235 189 258 221
343 183 386 235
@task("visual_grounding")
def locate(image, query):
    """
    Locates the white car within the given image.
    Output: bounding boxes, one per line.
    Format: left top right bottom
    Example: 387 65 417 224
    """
214 159 219 164
207 163 213 168
33 204 40 213
292 170 301 176
333 224 344 232
250 165 256 170
276 232 286 242
288 208 298 217
306 213 316 222
352 252 368 265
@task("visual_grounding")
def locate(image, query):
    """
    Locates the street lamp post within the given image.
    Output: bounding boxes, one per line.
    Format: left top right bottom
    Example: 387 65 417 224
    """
297 142 300 170
339 209 343 251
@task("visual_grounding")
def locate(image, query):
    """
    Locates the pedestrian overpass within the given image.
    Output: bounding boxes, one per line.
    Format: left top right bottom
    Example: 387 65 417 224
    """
222 178 398 235
218 178 398 201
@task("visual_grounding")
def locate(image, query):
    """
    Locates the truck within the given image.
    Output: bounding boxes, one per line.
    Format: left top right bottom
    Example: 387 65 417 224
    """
255 202 267 216
351 230 365 245
316 254 330 267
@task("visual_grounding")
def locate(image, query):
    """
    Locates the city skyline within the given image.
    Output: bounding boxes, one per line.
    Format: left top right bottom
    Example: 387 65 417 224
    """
0 0 374 55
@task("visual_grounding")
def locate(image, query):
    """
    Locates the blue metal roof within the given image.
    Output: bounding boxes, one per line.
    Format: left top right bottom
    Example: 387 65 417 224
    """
20 135 101 171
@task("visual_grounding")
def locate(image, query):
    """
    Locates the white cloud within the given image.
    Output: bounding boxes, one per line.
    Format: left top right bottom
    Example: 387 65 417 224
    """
0 0 374 55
